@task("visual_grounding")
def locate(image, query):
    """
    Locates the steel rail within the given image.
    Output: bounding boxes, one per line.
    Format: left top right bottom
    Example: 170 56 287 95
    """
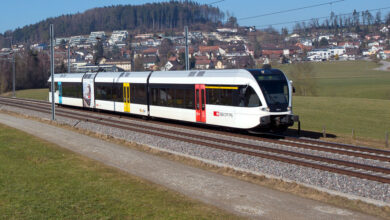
1 99 390 184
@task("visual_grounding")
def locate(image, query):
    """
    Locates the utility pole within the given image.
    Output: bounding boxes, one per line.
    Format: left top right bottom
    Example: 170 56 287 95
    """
185 26 189 70
12 52 15 98
67 44 70 73
50 24 55 121
10 37 15 98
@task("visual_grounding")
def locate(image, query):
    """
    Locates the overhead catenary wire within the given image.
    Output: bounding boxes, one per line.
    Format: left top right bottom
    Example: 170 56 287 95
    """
209 0 225 5
239 0 345 21
254 5 390 28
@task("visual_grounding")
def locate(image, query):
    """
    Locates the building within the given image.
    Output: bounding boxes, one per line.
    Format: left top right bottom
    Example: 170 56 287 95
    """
108 30 128 46
100 58 132 71
307 47 346 61
87 31 106 45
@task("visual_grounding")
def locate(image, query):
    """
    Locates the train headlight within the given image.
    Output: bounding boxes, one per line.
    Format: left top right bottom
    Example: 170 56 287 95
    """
261 107 270 112
287 107 292 111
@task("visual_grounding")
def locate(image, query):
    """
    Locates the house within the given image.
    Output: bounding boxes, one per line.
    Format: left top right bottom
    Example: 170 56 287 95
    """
261 48 284 56
108 30 128 46
380 26 389 33
195 58 213 70
101 59 132 71
142 48 159 57
85 53 94 61
307 47 346 61
198 46 220 58
216 28 238 33
87 31 106 45
143 56 158 70
161 60 183 71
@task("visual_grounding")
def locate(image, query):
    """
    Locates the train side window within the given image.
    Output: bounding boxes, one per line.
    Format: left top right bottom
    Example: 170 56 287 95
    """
185 88 194 109
167 88 175 106
207 89 221 105
136 84 147 104
62 82 82 98
95 83 112 100
175 89 185 108
159 88 167 106
220 89 233 106
112 83 123 102
244 87 261 107
130 84 146 104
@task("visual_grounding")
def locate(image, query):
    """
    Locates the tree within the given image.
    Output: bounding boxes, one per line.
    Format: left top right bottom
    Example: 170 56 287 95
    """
134 57 144 71
226 16 238 28
94 40 104 65
375 11 382 24
319 37 329 47
288 62 317 96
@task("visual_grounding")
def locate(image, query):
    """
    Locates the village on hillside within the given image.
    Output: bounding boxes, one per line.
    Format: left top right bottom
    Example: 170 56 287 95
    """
1 25 390 72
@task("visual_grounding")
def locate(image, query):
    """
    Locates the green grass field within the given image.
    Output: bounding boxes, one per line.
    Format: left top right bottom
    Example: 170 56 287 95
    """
292 96 390 140
279 61 390 100
0 124 237 219
1 88 48 101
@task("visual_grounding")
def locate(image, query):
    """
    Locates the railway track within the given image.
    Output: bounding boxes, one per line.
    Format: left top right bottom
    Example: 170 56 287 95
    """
1 96 390 184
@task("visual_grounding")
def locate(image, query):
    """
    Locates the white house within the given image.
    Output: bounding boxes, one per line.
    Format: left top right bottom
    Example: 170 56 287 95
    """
307 47 345 61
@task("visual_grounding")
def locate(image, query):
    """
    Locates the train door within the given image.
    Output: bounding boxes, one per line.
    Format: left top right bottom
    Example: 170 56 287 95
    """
195 84 206 123
82 73 96 108
58 82 62 104
123 83 130 113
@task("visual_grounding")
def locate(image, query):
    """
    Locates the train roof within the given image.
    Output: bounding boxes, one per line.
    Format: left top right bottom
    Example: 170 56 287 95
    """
95 71 150 83
149 69 254 85
48 69 284 85
48 73 85 82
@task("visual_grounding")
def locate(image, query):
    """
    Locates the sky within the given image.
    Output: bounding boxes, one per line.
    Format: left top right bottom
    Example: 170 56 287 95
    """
0 0 389 33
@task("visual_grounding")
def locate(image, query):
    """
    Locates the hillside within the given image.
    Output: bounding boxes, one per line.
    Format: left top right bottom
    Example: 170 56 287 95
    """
0 1 225 45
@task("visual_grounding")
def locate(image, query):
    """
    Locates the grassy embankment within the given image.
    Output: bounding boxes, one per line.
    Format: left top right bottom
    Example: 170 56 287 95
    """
2 88 48 101
0 124 237 219
278 61 390 143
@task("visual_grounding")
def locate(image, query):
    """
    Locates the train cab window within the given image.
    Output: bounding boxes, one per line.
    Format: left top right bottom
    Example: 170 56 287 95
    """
243 87 261 107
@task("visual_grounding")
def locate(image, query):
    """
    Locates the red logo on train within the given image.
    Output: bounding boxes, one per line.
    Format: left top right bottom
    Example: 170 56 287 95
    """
213 111 219 117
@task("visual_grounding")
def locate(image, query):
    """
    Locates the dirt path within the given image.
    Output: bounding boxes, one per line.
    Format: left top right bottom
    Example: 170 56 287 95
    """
0 113 380 220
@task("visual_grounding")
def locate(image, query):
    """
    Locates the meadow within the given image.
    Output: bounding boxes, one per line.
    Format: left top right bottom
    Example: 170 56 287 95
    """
0 124 237 219
276 61 390 142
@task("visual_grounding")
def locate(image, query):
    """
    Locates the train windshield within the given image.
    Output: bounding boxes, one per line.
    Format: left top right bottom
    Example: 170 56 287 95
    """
248 69 289 112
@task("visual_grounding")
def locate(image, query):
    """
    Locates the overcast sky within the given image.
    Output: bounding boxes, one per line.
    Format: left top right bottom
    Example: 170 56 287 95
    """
1 0 389 33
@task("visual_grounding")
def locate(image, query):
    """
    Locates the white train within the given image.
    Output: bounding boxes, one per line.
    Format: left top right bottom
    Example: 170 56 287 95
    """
48 69 299 131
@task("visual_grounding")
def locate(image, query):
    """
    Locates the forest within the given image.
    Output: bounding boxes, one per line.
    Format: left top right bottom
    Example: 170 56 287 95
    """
0 1 225 46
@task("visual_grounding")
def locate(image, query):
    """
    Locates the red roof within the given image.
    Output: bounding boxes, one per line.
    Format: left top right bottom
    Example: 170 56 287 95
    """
199 46 219 53
142 48 158 54
195 59 211 65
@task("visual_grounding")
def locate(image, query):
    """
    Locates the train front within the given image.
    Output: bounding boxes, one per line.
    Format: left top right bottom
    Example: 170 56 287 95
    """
248 69 299 132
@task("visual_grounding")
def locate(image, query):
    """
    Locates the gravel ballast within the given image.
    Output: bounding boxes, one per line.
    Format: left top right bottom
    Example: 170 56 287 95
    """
1 103 389 205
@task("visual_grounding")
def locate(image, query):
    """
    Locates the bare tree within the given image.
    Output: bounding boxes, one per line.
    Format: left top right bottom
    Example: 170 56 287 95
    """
288 62 317 96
